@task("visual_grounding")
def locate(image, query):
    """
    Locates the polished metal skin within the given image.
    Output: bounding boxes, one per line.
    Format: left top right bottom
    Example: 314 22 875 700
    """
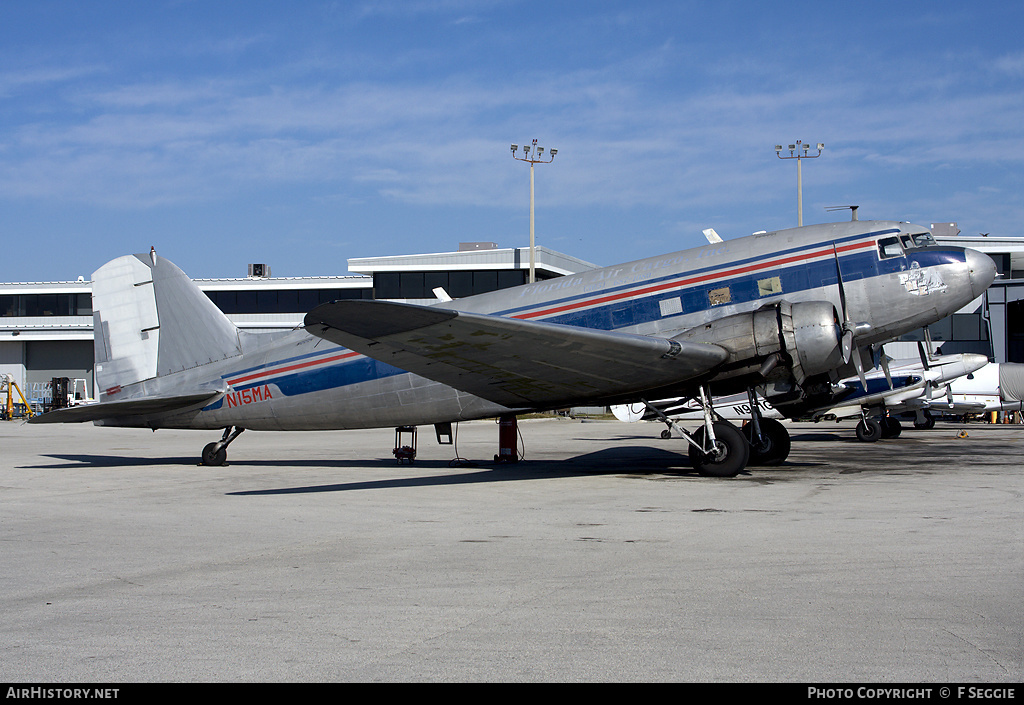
31 219 997 473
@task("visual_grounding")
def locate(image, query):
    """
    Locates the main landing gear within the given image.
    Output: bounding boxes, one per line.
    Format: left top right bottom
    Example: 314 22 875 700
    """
687 421 749 477
646 386 792 477
740 387 791 466
201 426 245 466
854 413 903 442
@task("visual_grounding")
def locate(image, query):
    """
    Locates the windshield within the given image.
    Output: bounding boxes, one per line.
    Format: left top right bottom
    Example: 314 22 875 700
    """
910 231 936 247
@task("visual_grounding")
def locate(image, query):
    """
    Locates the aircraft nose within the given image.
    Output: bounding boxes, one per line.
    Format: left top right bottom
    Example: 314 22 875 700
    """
965 248 997 299
961 353 990 374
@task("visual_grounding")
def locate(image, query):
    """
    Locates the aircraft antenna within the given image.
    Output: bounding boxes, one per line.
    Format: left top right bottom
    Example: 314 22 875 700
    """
826 205 859 221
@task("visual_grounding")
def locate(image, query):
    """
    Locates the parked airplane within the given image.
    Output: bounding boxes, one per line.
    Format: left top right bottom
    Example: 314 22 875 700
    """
612 350 989 449
943 361 1024 417
29 219 996 477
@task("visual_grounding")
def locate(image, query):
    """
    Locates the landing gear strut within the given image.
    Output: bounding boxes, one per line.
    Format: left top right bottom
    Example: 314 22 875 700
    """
913 410 935 430
688 421 749 477
201 426 245 466
855 412 902 442
644 386 750 478
741 387 791 466
855 417 882 442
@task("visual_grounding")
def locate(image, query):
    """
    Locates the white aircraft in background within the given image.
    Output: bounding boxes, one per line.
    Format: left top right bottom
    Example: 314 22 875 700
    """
943 361 1024 417
613 349 990 454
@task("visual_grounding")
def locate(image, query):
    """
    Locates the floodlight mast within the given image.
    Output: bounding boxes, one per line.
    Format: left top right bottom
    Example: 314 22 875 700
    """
510 139 557 283
775 141 824 227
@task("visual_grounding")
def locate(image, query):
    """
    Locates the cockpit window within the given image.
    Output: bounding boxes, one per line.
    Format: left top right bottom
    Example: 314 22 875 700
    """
878 236 904 259
910 231 936 247
894 232 936 250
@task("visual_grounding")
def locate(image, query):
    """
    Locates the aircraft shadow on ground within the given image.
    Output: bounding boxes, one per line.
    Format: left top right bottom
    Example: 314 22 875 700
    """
227 446 704 495
30 442 821 495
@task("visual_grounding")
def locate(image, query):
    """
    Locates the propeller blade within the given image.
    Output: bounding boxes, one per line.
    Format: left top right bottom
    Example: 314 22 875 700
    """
842 329 854 364
852 347 869 391
917 340 930 370
833 244 850 324
879 346 893 390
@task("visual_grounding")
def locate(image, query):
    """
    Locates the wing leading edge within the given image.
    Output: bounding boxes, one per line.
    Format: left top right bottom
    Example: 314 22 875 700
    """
27 391 221 424
304 300 728 408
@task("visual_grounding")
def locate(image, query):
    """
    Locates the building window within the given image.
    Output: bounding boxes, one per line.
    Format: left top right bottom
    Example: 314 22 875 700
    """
988 253 1011 277
952 313 984 341
204 288 370 314
0 293 93 317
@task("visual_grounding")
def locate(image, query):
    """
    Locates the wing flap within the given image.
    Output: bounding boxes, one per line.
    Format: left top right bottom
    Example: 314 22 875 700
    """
304 300 727 408
27 392 221 424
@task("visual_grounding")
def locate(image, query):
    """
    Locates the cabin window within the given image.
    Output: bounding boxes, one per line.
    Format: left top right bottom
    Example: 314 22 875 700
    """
877 237 904 259
708 287 731 306
758 276 782 297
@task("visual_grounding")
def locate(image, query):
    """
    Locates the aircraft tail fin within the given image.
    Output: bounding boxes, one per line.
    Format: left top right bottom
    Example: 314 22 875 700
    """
91 250 241 397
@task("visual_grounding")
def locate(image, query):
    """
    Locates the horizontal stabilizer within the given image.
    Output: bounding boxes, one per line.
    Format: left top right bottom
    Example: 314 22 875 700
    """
304 300 727 408
27 391 221 424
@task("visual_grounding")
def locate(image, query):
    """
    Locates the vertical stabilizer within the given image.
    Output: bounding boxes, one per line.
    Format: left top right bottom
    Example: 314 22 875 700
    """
92 253 241 397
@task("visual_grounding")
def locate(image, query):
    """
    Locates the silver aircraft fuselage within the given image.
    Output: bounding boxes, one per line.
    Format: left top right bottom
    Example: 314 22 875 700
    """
99 220 995 431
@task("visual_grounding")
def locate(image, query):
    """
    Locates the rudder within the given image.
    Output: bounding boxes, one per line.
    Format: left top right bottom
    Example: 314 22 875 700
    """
92 250 241 397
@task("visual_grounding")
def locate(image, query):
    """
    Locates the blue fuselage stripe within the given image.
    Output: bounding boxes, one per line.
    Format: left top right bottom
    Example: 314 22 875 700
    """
219 241 965 401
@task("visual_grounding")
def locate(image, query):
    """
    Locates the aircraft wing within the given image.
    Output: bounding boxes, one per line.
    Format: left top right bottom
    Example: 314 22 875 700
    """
27 391 221 424
940 400 989 414
305 300 728 408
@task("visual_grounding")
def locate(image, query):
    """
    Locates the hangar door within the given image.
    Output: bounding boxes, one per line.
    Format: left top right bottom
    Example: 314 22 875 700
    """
25 341 94 402
1009 299 1024 363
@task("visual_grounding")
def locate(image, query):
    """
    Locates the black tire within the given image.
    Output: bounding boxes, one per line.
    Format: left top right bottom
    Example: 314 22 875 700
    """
881 417 902 439
914 412 935 430
202 442 227 466
855 418 882 442
688 422 750 477
743 418 791 466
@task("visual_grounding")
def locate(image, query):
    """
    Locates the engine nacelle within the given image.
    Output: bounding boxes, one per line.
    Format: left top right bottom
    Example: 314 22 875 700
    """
672 300 844 386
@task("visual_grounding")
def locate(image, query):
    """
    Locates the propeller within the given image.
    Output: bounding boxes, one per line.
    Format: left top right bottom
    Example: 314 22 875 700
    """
832 244 872 365
832 243 872 390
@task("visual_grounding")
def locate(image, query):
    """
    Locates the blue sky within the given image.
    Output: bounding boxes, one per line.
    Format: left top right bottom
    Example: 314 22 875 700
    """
2 0 1023 282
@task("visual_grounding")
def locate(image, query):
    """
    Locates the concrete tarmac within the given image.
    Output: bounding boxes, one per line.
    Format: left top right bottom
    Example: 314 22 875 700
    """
0 417 1021 682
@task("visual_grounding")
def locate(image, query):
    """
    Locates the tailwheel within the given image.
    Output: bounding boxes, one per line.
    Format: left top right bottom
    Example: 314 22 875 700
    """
202 442 227 467
743 418 791 466
688 421 749 478
200 426 245 466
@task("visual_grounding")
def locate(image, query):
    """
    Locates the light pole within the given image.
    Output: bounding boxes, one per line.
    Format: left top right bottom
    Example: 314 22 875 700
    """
775 141 823 227
511 139 557 283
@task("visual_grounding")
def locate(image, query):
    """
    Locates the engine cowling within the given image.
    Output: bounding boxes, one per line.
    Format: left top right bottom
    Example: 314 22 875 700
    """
671 300 844 386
